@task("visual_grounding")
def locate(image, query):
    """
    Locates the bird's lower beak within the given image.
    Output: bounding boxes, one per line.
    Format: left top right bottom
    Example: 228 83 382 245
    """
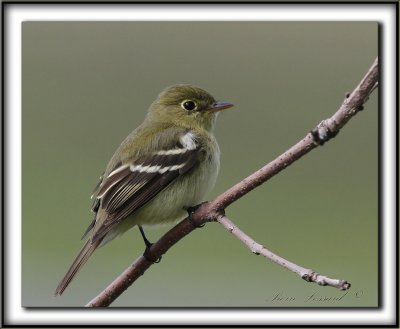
207 101 234 113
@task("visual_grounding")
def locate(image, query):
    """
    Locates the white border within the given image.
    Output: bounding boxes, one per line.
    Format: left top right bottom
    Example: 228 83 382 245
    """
4 3 397 326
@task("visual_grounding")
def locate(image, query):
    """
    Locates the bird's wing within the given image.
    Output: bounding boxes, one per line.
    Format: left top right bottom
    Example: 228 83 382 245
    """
86 131 200 243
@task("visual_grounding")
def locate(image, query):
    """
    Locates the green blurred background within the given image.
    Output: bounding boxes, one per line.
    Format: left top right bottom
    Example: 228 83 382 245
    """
22 22 378 307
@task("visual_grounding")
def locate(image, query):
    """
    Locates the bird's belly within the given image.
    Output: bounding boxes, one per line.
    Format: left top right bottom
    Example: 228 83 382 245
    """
136 155 219 226
102 152 219 243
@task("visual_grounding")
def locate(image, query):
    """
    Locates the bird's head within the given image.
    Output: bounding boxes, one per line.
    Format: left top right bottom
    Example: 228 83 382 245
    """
147 84 233 131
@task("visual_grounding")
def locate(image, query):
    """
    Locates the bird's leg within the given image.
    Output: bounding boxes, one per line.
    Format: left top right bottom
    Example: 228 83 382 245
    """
186 201 208 228
138 225 152 248
138 226 161 263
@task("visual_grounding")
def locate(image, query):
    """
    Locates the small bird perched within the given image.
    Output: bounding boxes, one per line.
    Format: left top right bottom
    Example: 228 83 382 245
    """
55 84 233 295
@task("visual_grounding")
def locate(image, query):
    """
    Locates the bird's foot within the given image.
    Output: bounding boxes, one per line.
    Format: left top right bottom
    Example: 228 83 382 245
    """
143 243 162 264
186 201 208 228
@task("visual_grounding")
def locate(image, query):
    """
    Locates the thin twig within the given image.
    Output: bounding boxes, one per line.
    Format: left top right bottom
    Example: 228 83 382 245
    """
217 214 351 290
86 57 378 307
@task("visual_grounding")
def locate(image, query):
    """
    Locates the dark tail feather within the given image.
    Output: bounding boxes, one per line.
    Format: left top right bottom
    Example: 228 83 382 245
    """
54 238 102 296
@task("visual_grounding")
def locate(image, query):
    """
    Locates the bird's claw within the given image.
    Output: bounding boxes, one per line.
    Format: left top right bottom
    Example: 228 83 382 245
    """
143 244 162 264
186 201 208 228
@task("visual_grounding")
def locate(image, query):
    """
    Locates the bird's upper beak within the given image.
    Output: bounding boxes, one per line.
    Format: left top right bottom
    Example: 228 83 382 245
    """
206 101 234 113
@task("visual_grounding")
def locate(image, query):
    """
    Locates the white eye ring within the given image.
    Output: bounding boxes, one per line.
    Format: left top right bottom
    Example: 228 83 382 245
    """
181 100 197 111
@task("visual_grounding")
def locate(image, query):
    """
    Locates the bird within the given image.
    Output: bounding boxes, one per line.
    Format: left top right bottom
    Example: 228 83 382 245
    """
54 84 233 295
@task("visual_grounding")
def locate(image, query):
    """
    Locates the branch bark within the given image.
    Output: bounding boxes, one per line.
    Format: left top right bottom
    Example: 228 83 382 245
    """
217 215 351 290
86 57 378 307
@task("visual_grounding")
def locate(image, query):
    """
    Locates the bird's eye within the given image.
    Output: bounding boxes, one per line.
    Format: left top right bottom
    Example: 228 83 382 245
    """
181 100 197 111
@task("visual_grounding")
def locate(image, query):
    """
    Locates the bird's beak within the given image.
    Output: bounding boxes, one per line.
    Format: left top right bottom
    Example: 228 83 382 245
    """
207 101 234 113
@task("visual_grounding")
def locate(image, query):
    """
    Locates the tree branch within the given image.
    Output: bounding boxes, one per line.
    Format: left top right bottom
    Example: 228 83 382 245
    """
217 214 351 290
86 57 378 307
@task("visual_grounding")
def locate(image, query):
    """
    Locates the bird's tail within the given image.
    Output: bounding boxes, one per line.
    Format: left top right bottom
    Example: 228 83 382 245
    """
54 238 102 296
